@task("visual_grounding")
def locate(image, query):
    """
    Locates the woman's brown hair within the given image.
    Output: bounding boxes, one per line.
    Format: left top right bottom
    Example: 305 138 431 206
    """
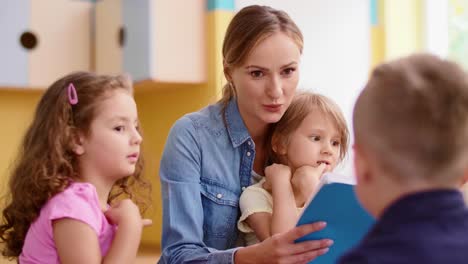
270 92 349 164
0 72 150 258
219 5 304 110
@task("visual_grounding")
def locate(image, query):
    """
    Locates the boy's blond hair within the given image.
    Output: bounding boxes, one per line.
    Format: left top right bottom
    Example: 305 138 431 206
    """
270 92 349 164
353 54 468 183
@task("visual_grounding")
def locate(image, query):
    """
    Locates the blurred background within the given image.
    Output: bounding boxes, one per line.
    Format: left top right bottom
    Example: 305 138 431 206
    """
1 0 467 262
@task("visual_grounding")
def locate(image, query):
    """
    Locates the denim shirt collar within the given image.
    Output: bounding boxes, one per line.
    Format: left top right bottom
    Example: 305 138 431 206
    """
224 98 251 148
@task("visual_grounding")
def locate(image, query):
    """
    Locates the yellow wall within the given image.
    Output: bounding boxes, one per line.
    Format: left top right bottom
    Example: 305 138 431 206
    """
135 83 216 247
383 0 424 60
0 90 43 186
371 0 386 67
371 0 424 66
206 10 234 94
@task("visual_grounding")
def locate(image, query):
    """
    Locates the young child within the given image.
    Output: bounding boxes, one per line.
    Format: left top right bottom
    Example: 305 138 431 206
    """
0 72 151 263
238 92 349 245
338 54 468 263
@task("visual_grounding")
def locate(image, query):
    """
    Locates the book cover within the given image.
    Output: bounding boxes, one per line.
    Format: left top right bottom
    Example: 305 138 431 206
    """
296 172 375 264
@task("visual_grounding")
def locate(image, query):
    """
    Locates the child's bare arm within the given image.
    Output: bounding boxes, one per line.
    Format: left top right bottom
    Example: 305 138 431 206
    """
268 164 299 235
245 212 272 241
53 219 102 264
292 164 327 207
53 199 149 264
103 199 150 264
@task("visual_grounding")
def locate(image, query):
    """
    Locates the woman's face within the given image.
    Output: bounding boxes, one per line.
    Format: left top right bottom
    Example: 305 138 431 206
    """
228 32 301 129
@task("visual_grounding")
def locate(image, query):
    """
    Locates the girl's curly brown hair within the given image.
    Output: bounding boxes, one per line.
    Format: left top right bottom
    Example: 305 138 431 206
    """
0 72 151 258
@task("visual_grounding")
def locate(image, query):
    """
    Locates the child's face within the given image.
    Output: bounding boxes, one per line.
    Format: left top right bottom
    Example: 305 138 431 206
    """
228 32 301 127
77 89 142 181
283 111 341 172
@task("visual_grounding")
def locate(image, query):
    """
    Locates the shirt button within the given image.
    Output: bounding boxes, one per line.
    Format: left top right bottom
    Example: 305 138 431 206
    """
247 151 251 157
216 193 223 199
242 187 246 191
247 141 251 146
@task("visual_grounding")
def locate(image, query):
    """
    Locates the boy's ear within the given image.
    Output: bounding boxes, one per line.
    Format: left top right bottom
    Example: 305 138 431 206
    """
353 143 372 184
72 132 86 156
462 167 468 186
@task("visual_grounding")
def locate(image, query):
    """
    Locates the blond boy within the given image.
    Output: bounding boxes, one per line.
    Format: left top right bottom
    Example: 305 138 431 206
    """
339 54 468 263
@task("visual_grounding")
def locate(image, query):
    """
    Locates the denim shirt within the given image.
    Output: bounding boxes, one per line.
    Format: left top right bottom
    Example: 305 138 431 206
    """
158 98 256 264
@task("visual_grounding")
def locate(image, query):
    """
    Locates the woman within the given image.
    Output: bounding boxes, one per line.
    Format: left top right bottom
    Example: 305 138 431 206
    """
158 5 332 264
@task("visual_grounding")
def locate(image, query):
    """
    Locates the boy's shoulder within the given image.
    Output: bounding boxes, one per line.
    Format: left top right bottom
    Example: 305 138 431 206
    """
340 190 468 264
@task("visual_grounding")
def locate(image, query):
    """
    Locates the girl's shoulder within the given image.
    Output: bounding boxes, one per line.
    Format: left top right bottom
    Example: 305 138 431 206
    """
49 182 100 207
43 182 104 233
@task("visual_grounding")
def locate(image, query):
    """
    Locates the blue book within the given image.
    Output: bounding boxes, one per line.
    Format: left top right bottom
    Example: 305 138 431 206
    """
296 172 375 264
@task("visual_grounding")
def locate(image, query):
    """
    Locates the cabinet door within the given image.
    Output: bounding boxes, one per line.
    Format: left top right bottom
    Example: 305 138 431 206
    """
122 0 152 82
95 0 206 84
0 0 30 86
30 0 92 87
95 0 123 75
152 0 205 83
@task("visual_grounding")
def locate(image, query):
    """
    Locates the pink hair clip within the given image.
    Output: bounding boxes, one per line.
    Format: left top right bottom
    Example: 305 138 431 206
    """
68 83 78 105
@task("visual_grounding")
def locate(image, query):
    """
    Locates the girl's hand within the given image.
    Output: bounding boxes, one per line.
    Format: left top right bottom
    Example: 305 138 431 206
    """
102 199 151 263
234 221 333 264
264 163 292 192
104 199 151 227
291 164 327 205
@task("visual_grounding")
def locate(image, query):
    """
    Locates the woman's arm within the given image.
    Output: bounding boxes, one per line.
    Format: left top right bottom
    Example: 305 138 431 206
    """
159 117 237 264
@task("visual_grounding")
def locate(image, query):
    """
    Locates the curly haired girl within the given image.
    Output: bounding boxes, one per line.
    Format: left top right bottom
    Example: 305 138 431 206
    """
0 72 151 263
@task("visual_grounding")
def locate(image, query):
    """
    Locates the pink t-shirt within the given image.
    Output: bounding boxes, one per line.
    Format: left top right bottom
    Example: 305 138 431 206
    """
19 182 116 263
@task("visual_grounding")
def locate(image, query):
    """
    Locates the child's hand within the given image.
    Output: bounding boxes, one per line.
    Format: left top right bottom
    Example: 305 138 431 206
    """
291 164 327 205
104 199 150 227
264 163 292 192
103 199 151 263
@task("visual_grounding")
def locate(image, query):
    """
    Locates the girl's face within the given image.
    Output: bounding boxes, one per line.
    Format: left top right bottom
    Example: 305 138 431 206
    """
75 89 142 183
228 32 301 129
281 111 342 172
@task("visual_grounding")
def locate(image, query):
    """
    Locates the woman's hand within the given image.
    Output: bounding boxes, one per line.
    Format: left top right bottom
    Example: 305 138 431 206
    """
234 221 333 264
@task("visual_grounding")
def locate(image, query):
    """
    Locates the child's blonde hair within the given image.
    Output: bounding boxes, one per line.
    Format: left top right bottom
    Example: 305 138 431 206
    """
0 72 151 258
270 92 349 164
353 53 468 183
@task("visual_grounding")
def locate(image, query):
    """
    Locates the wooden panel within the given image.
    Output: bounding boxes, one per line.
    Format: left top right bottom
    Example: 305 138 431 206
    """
95 0 123 75
30 0 92 87
153 0 206 83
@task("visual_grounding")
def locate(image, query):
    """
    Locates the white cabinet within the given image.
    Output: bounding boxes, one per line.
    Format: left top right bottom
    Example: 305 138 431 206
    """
95 0 206 84
0 0 92 88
